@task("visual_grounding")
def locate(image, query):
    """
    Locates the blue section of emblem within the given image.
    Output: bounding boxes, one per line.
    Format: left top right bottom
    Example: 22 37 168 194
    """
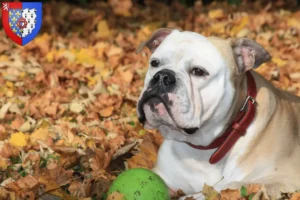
9 9 23 37
22 2 42 46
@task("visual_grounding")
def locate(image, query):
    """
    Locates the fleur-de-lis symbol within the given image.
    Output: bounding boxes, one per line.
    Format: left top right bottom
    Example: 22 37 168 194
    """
11 17 17 22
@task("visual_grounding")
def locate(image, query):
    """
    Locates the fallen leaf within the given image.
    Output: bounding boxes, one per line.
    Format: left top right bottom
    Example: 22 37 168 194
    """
0 158 8 170
107 191 125 200
291 192 300 200
0 187 10 200
208 9 225 19
202 184 220 200
220 188 241 200
11 115 24 130
108 0 132 17
9 132 29 147
0 102 11 119
70 102 85 113
6 175 39 192
127 132 161 169
99 106 114 117
30 127 50 144
96 20 111 39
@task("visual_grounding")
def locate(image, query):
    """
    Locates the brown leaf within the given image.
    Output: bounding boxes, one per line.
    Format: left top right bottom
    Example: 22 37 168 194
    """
46 162 73 186
108 0 132 17
6 175 39 192
0 143 20 158
127 132 161 169
68 180 91 198
89 149 113 170
0 187 10 200
11 115 24 130
99 106 114 117
0 125 8 140
44 102 59 116
220 188 242 200
107 191 125 200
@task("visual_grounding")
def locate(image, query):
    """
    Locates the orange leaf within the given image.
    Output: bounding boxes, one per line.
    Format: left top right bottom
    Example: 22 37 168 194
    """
107 191 125 200
291 193 300 200
127 132 162 169
220 188 241 200
6 175 39 192
99 106 114 117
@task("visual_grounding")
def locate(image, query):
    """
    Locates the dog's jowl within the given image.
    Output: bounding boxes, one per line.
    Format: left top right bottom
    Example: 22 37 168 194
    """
136 28 300 199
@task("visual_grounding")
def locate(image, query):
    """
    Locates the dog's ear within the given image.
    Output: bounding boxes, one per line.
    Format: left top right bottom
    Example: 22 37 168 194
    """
230 38 271 73
136 28 172 54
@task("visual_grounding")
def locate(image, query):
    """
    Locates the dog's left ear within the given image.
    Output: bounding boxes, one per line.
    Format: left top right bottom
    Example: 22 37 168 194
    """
136 28 173 54
230 38 271 74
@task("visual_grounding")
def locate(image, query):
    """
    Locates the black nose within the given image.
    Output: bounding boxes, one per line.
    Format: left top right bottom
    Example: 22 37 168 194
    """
150 69 176 89
183 128 199 135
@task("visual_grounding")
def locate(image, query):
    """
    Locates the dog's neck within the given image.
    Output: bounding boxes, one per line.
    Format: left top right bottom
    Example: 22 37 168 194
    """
229 73 249 127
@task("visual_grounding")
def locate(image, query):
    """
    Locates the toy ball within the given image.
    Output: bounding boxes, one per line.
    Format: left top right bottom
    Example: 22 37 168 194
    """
107 168 170 200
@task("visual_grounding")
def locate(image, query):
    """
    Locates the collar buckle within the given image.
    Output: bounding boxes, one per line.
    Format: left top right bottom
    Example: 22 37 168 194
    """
240 96 257 112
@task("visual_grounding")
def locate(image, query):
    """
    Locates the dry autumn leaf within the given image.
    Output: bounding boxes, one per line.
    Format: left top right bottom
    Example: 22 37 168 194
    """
202 184 220 200
6 175 39 192
9 132 29 147
220 188 241 200
107 191 125 200
127 132 162 169
291 193 300 200
99 106 115 117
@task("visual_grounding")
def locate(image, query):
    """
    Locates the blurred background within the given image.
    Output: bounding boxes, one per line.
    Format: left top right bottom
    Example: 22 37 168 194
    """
0 0 299 199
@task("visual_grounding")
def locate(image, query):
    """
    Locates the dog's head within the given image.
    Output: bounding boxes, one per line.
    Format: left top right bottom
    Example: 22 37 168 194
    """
137 29 270 145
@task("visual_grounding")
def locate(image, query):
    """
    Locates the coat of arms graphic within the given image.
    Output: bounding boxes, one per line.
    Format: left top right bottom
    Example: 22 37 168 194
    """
2 2 42 46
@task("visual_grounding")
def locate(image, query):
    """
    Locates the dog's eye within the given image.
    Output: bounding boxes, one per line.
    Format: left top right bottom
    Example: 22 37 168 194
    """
150 59 160 67
191 67 208 76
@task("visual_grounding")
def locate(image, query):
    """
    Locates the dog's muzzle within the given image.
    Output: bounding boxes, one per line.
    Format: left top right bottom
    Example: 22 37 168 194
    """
137 69 176 124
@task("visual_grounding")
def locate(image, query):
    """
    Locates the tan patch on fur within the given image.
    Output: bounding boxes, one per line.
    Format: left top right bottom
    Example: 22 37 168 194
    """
208 37 300 196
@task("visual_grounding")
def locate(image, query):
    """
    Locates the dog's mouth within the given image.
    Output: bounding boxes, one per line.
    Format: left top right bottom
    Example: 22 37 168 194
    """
137 94 171 124
138 94 199 135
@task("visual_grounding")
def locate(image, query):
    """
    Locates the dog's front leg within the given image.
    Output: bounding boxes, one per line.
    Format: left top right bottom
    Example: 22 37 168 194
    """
152 139 223 199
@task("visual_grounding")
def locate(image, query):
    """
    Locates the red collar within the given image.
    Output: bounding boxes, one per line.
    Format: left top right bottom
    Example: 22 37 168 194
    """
187 71 257 164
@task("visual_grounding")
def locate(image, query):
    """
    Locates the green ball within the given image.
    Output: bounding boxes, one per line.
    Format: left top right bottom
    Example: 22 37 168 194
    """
107 168 170 200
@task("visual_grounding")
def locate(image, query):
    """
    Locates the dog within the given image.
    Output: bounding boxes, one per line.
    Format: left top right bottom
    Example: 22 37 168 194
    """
136 28 300 199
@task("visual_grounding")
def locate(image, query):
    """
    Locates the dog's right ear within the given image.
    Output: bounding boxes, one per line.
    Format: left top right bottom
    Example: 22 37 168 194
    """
136 28 172 54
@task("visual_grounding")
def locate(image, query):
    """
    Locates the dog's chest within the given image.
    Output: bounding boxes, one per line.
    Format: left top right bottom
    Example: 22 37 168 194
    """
154 139 247 193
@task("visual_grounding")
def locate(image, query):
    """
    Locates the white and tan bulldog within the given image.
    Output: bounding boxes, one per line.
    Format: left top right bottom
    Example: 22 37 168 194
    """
136 29 300 199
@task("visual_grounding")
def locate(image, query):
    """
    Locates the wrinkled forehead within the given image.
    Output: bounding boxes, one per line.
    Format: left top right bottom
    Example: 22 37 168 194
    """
151 31 226 68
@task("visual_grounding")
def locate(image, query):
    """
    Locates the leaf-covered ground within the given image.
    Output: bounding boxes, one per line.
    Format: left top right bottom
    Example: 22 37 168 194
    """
0 1 300 199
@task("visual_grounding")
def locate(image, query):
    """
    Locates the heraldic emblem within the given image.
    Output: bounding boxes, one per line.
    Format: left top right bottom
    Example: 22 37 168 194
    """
2 2 42 46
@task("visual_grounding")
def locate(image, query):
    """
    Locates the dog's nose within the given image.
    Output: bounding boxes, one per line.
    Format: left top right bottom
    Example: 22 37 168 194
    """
183 127 199 135
151 69 176 88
